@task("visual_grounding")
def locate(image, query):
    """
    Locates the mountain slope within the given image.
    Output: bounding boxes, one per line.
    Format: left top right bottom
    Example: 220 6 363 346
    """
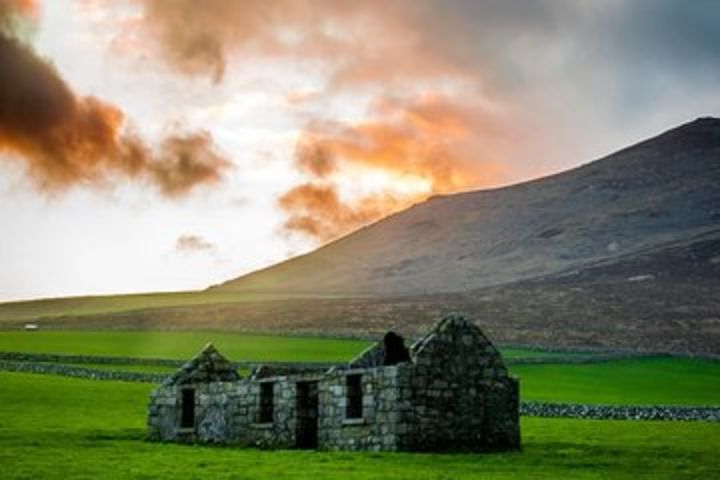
217 117 720 297
3 117 717 354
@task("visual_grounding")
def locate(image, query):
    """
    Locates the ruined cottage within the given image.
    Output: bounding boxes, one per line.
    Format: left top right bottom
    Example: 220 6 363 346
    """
147 315 520 452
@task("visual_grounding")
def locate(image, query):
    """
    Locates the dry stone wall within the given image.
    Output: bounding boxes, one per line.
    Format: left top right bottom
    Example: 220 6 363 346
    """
521 402 720 421
1 360 166 383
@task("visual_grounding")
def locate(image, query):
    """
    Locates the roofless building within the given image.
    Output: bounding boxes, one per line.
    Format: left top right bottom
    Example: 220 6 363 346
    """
148 315 520 452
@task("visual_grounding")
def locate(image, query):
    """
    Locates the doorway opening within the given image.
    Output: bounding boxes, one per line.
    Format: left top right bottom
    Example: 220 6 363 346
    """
295 381 319 449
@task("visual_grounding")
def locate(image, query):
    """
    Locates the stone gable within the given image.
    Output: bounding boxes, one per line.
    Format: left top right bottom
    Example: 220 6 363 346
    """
164 343 241 386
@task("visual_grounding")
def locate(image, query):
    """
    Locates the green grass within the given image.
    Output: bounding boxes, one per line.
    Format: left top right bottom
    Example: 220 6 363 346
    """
0 330 560 361
43 357 720 406
0 290 357 323
3 331 720 406
0 331 370 362
0 290 239 321
0 371 718 479
0 290 316 322
513 357 720 405
500 348 597 359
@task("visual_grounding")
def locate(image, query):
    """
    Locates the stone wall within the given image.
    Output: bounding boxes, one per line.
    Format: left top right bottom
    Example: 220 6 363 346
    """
149 373 322 448
400 316 520 451
521 402 720 421
228 376 300 448
348 343 385 369
317 365 411 451
0 351 335 372
1 360 166 383
0 351 185 367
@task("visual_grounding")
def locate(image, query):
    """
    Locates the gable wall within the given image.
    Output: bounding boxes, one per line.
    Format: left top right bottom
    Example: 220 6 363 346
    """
403 319 520 451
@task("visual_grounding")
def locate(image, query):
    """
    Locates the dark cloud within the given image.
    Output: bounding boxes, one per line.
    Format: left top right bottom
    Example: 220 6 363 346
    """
148 131 230 198
0 0 230 196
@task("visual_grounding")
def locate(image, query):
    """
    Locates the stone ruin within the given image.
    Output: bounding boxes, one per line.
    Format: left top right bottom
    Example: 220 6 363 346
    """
147 315 520 452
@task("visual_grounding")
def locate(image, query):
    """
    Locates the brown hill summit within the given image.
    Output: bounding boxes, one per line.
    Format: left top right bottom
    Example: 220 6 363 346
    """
217 117 720 298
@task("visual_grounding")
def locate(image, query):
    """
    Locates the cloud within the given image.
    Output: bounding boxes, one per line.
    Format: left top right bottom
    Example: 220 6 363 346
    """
125 1 717 87
0 0 231 197
147 131 230 198
278 183 408 243
131 0 361 83
175 233 215 253
123 1 720 123
279 93 522 241
108 0 720 238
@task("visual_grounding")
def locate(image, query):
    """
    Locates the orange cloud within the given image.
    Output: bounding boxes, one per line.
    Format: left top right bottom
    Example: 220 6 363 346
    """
0 0 230 196
278 182 410 242
125 0 465 87
134 0 337 83
280 93 513 241
0 0 35 19
102 1 557 241
108 2 518 240
302 95 505 191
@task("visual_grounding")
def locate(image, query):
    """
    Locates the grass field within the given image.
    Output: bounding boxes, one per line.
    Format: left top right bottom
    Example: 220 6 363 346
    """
1 330 719 479
0 290 281 322
0 331 370 362
52 357 720 406
513 357 720 405
0 330 568 360
2 331 720 405
0 371 718 479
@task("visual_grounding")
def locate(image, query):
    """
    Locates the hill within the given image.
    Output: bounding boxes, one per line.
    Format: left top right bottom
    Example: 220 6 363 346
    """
216 117 720 297
1 117 719 354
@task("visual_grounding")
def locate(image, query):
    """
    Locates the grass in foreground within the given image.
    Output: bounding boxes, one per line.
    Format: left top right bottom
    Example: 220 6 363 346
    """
0 371 718 479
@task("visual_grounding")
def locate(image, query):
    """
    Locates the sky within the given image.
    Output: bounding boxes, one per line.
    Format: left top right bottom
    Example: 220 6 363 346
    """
1 0 719 302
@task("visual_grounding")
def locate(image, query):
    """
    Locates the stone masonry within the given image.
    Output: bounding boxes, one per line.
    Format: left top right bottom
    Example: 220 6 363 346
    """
147 315 521 452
